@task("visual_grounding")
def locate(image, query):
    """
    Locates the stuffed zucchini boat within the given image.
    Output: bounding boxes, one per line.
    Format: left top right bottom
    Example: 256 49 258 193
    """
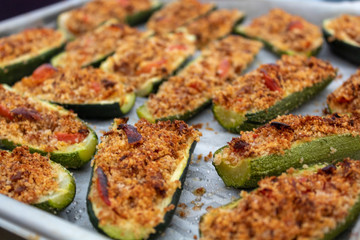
58 0 162 39
0 84 97 168
181 9 245 48
0 28 66 85
0 146 75 213
137 36 263 122
87 118 200 239
147 0 215 34
52 19 142 69
213 114 360 188
101 32 196 97
235 8 323 56
323 14 360 65
213 55 337 133
14 64 135 119
200 159 360 240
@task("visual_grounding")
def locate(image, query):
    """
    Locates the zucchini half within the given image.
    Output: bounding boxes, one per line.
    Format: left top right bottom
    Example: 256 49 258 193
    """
200 160 360 240
323 18 360 65
0 31 66 86
87 120 199 239
234 25 323 57
213 75 335 133
0 85 98 169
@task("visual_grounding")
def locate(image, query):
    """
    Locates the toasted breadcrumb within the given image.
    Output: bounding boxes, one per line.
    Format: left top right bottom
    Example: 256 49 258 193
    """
325 14 360 45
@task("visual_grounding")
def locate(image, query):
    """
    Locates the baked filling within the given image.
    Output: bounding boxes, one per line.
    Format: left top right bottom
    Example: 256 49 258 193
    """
325 14 360 46
213 55 336 114
214 114 360 166
88 119 200 234
102 32 195 91
64 0 152 36
185 9 244 48
327 70 360 114
201 159 360 240
0 147 58 204
14 64 130 104
146 36 262 118
57 23 141 68
147 0 214 34
0 85 89 152
0 28 64 67
242 8 323 53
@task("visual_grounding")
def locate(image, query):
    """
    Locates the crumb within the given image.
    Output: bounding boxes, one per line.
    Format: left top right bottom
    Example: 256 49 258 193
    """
206 206 213 211
205 127 214 131
194 235 198 239
193 123 203 129
322 107 330 115
214 131 218 134
179 210 187 218
197 154 203 164
336 73 343 80
193 187 206 196
191 201 204 211
204 151 212 162
178 203 187 209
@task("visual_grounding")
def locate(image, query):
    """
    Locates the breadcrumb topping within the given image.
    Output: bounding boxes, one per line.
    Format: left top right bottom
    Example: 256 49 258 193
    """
327 70 360 114
64 0 152 36
213 55 336 113
102 32 195 91
242 8 323 54
214 114 360 166
0 147 58 204
0 28 63 66
146 36 262 119
0 85 89 152
14 65 130 104
147 0 215 34
200 159 360 240
89 119 200 236
185 9 244 48
325 14 360 46
56 22 141 68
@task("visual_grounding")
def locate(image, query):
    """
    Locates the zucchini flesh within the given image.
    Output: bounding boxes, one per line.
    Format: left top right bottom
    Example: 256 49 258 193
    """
0 85 98 169
87 119 199 239
323 18 360 65
200 160 360 240
0 31 66 85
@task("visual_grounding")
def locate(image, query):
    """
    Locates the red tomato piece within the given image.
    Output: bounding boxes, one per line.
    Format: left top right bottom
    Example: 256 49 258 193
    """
136 59 167 75
0 105 13 120
287 20 304 31
54 132 86 144
90 82 101 93
217 59 231 79
31 64 57 85
96 167 111 206
168 44 188 51
261 69 281 91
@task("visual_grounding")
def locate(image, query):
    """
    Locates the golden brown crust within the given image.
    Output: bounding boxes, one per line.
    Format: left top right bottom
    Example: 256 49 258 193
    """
65 0 152 36
14 66 130 104
0 28 63 65
214 114 360 166
146 36 262 118
147 0 215 34
243 8 323 53
0 85 89 151
213 55 336 113
200 159 360 240
0 147 58 204
326 14 360 45
89 119 200 231
327 69 360 114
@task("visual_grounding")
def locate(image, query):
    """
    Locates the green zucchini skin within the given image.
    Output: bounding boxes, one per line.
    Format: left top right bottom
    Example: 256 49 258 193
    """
0 37 66 86
234 26 322 57
50 92 136 119
125 2 163 26
87 142 197 240
322 19 360 65
136 99 211 123
213 75 334 133
214 134 360 188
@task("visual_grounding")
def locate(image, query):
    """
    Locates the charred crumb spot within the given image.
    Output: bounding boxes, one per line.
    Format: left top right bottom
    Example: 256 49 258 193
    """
270 121 293 131
331 113 341 119
118 124 142 144
101 79 116 89
10 171 23 181
230 139 249 153
103 130 115 136
78 128 89 135
119 155 128 161
319 164 337 175
14 186 26 193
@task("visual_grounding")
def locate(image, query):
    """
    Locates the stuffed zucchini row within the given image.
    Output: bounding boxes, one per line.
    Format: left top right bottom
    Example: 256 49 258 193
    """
137 36 263 122
52 19 142 69
101 32 196 97
147 0 215 34
0 146 75 213
0 28 66 85
200 159 360 240
213 114 360 188
0 85 97 168
13 64 135 119
213 55 337 133
323 14 360 65
182 9 245 48
58 0 162 39
87 118 200 239
235 8 323 56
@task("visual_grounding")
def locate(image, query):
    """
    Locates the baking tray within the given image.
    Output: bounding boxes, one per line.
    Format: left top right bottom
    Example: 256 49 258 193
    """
1 0 360 239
